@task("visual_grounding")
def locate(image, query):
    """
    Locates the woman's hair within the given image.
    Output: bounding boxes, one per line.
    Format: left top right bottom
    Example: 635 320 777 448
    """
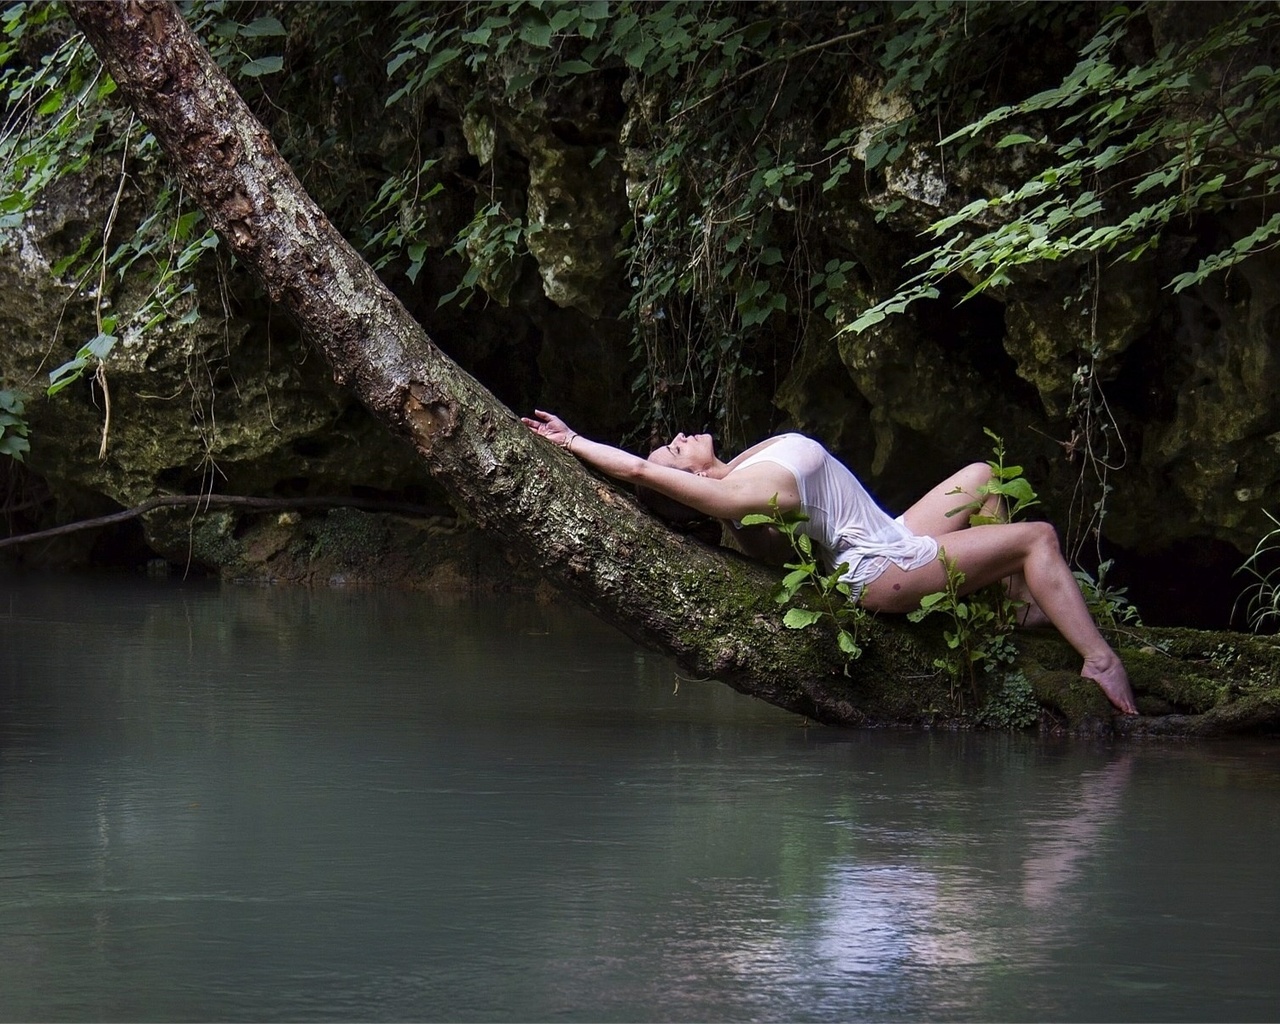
636 483 722 546
636 443 713 527
635 484 704 524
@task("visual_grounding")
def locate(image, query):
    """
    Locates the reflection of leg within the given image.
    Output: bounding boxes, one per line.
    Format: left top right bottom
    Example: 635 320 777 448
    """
1021 756 1134 909
862 522 1137 714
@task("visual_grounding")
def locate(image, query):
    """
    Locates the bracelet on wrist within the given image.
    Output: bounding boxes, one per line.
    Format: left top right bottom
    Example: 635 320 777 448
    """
566 434 578 453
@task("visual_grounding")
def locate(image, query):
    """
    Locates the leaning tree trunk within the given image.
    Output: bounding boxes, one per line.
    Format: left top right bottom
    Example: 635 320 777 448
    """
65 0 1280 737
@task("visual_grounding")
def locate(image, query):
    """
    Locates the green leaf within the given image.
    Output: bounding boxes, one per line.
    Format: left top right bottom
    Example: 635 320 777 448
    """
998 478 1037 504
426 47 462 75
781 568 809 592
240 55 284 77
996 133 1036 148
548 8 580 32
85 332 116 360
625 36 655 68
519 21 553 48
36 90 63 116
47 358 88 395
174 209 201 238
239 16 286 38
783 607 823 629
0 433 29 461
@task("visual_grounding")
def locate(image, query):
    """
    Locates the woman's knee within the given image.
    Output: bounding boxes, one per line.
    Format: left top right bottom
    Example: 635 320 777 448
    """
955 462 993 493
1024 519 1060 554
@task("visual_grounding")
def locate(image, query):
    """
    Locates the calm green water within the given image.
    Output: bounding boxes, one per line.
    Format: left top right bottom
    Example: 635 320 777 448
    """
1 574 1278 1023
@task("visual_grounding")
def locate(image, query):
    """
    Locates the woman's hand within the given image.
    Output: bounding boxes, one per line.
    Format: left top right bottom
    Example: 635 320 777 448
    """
521 409 578 450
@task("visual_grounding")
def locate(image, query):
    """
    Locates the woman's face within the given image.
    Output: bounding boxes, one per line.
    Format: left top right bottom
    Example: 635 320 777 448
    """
649 432 716 474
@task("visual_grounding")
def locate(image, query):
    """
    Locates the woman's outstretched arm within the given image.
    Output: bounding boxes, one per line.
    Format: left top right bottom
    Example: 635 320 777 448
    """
521 410 648 480
521 410 796 521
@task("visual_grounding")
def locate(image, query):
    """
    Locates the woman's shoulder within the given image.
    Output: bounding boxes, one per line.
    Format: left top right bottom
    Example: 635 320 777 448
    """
728 433 824 471
748 431 818 451
779 432 823 448
760 433 826 458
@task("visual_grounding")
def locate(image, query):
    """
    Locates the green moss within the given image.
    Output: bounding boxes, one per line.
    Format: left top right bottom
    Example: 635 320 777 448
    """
1027 667 1112 726
186 509 243 569
310 507 390 568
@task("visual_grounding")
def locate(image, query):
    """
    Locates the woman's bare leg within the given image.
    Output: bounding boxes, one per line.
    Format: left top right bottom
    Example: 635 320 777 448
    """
900 463 1048 627
900 462 998 537
1008 574 1051 627
862 521 1137 714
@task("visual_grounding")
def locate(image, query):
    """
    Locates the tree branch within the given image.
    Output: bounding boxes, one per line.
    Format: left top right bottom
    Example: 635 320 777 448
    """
63 0 880 728
0 494 446 550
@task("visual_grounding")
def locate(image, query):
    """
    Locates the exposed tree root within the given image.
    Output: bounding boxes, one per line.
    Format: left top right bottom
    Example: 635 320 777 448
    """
0 494 442 550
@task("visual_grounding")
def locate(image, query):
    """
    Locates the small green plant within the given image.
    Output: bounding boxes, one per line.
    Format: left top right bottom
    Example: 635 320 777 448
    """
947 428 1039 525
47 331 116 396
1235 511 1280 633
1203 641 1242 672
740 498 867 666
0 386 30 461
977 670 1041 730
1073 558 1142 630
363 158 444 286
910 430 1037 699
908 554 1021 702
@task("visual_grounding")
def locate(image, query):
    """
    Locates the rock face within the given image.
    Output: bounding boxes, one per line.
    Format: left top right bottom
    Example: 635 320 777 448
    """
1 4 1276 627
1 173 454 572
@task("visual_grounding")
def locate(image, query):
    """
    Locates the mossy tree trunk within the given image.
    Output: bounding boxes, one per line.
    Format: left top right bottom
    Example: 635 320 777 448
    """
65 0 1280 737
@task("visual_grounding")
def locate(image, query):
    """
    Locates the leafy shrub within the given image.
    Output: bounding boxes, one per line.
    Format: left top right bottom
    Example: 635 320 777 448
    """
0 387 29 461
1235 512 1280 633
740 498 867 666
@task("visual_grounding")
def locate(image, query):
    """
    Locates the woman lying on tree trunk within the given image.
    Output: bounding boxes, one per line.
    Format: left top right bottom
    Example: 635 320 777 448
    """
522 410 1137 715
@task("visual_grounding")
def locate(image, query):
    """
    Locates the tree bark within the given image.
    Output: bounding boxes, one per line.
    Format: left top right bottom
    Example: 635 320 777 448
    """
63 0 1280 736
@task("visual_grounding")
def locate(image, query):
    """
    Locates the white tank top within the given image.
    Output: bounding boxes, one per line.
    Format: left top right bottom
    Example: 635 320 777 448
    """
731 434 939 588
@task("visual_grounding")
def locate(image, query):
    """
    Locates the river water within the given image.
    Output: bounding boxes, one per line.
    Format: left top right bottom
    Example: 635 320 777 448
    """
1 574 1277 1022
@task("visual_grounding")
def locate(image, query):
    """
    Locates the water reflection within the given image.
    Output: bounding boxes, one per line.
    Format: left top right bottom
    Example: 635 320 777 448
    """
1 575 1278 1023
1021 756 1133 910
675 742 1141 1021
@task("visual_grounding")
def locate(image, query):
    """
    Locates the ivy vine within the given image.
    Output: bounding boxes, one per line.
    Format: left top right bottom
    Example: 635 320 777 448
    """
847 2 1280 333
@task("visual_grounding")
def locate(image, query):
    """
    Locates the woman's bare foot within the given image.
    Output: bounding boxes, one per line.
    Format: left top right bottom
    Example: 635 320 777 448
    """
1082 654 1137 714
